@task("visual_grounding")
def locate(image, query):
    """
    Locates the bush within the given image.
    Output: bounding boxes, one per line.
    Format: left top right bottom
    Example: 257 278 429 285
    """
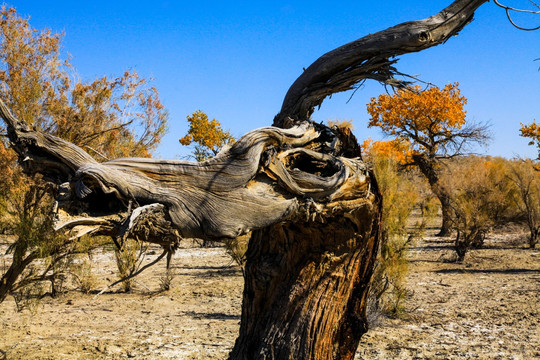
507 159 540 249
0 176 110 304
114 238 149 292
0 179 70 304
440 156 518 261
366 146 418 316
71 258 98 294
223 234 249 276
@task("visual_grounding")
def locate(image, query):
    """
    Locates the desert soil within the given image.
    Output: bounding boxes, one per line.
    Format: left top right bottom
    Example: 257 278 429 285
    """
0 232 539 360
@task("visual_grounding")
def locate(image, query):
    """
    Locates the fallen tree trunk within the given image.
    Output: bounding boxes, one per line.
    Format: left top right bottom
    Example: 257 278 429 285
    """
0 1 490 359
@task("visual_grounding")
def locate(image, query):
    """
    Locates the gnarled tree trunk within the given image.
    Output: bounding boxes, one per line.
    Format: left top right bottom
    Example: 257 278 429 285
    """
0 1 490 359
231 210 381 359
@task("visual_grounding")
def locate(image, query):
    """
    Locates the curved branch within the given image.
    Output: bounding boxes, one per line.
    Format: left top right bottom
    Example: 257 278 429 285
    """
493 0 540 30
93 248 168 298
1 96 373 244
493 0 540 14
274 0 489 127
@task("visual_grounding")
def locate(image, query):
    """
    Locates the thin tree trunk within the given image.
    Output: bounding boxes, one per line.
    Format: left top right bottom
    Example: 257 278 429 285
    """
412 154 453 237
437 192 453 237
530 227 538 249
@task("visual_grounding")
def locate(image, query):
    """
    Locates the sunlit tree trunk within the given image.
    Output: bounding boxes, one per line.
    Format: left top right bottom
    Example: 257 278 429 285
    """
230 180 381 360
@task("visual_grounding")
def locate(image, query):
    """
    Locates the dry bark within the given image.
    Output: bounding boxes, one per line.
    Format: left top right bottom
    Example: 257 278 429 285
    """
0 1 490 359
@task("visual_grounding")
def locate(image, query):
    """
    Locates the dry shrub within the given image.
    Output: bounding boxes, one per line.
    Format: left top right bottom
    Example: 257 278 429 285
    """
507 159 540 249
440 156 518 261
0 177 111 304
12 279 45 312
71 258 98 294
0 179 72 304
159 269 174 292
114 239 149 292
368 148 418 316
223 233 250 276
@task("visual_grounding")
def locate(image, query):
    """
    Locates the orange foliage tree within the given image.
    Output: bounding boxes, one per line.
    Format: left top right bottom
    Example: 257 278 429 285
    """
361 138 413 165
367 83 490 236
0 6 168 304
519 121 540 159
179 110 234 161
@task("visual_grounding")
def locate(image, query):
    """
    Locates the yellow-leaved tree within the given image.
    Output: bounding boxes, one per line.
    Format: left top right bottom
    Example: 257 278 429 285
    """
361 138 413 165
367 83 490 236
179 110 234 161
520 121 540 158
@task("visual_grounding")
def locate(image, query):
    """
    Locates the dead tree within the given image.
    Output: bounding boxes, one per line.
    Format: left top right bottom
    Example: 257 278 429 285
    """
1 1 491 359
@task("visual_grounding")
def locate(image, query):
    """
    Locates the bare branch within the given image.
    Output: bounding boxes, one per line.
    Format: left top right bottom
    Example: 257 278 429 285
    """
493 0 540 13
275 0 489 127
93 248 168 298
80 119 134 146
493 0 540 30
84 146 110 161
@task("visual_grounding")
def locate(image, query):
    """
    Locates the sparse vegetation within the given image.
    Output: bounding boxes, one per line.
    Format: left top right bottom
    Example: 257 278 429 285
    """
72 258 98 294
363 141 418 316
440 156 519 261
114 239 150 292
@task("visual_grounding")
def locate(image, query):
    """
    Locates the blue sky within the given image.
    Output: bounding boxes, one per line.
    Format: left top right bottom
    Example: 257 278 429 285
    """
9 0 540 160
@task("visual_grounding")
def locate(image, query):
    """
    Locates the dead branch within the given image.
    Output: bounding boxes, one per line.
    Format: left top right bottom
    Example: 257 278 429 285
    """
493 0 540 30
274 0 489 127
93 248 168 299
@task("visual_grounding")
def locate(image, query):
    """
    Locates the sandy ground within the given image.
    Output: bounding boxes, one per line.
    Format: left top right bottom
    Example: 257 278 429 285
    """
0 233 539 360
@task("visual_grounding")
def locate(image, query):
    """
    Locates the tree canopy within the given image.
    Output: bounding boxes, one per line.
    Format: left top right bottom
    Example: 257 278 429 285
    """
366 83 489 159
0 7 168 161
367 83 489 236
520 121 540 159
179 110 234 161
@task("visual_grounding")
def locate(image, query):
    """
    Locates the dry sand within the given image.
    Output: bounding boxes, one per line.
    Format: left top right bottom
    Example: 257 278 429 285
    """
1 232 538 359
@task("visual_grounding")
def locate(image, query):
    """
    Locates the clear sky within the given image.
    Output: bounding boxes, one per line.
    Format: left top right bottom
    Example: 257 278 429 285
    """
8 0 540 160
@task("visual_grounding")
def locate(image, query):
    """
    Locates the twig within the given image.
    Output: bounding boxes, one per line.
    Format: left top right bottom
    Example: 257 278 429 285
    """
84 146 110 161
134 279 151 292
493 0 540 31
92 249 167 300
494 0 540 13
